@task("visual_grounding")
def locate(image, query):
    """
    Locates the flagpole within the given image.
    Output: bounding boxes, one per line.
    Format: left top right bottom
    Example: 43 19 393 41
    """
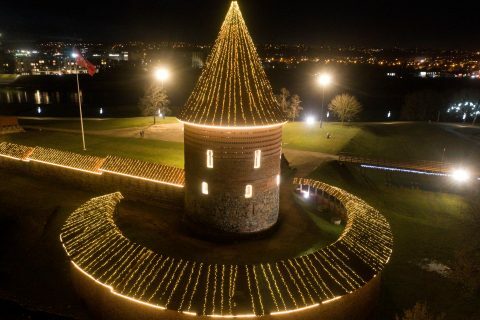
75 63 86 151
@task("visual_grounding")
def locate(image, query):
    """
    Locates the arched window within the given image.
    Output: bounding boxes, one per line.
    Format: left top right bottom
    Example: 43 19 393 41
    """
202 181 209 195
254 149 261 169
207 149 213 168
245 184 253 198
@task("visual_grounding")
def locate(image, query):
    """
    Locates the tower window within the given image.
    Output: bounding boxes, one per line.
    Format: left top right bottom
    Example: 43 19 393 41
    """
207 149 213 168
245 185 253 198
254 150 261 169
202 181 209 195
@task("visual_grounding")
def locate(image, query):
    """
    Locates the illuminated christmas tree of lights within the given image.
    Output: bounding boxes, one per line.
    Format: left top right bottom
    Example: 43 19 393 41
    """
178 1 286 127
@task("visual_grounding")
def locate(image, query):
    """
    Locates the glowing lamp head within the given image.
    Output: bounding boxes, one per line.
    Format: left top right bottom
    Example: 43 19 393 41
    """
317 73 332 87
451 169 470 183
154 68 170 82
71 52 79 59
306 115 316 126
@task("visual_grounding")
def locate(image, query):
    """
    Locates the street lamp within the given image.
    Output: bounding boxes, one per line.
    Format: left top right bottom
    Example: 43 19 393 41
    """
451 168 470 183
154 67 170 88
316 73 332 128
153 67 170 123
306 115 316 126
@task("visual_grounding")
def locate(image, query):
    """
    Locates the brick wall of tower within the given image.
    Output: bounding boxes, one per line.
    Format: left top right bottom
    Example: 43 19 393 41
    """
183 124 282 235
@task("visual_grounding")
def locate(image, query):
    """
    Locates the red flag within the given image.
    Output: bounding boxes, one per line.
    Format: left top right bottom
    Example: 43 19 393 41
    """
74 49 96 76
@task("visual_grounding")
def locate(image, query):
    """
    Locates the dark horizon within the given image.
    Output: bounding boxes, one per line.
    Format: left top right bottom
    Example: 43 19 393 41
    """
1 0 480 49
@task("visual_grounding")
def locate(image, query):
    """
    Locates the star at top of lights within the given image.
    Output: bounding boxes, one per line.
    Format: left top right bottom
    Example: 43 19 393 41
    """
178 1 286 127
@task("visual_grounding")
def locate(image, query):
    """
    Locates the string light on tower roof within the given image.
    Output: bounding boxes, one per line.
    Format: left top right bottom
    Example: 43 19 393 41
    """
178 1 286 127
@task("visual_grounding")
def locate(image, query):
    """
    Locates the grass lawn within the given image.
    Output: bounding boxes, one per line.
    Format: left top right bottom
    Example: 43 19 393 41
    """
0 130 184 168
0 120 479 318
18 116 177 131
12 119 480 169
308 162 478 319
282 122 361 154
0 170 93 319
284 121 480 165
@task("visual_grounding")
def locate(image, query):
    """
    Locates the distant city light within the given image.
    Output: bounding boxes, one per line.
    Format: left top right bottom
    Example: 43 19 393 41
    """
451 169 470 183
306 115 316 125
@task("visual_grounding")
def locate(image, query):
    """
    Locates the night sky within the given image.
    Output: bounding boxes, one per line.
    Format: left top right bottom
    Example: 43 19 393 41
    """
1 0 480 49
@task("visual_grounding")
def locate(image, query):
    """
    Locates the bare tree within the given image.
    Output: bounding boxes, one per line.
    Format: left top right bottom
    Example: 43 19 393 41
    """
287 94 303 121
396 302 445 320
401 90 445 121
276 88 290 113
328 94 362 124
138 84 171 124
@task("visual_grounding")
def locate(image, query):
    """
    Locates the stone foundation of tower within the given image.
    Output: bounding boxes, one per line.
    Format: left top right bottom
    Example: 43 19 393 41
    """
183 123 282 235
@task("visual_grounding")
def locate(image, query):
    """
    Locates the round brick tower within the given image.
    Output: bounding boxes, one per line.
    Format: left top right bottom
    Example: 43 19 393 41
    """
178 1 286 236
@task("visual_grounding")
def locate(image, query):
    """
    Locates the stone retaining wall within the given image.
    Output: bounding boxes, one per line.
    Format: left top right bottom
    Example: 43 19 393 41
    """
0 148 183 207
71 261 380 320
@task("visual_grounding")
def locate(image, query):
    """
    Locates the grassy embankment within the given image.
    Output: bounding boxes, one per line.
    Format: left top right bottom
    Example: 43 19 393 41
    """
2 119 480 319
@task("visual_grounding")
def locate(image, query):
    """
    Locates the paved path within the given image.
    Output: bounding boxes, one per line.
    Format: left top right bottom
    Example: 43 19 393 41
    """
439 123 480 147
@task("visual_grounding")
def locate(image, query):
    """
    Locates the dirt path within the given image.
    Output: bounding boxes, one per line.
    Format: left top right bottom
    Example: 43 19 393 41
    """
439 123 480 147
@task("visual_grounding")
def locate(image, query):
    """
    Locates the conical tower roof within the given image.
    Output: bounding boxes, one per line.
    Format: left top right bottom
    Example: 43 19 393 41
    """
178 1 286 127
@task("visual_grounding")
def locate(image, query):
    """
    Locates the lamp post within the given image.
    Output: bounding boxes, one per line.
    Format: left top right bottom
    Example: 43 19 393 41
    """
71 52 86 151
154 67 170 89
317 73 332 128
153 67 170 123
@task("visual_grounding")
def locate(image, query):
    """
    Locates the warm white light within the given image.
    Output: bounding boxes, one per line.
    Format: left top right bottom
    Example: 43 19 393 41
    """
306 115 316 125
451 169 470 182
254 149 261 169
276 174 280 186
154 68 170 82
207 149 213 168
245 184 252 198
202 181 209 194
317 73 332 87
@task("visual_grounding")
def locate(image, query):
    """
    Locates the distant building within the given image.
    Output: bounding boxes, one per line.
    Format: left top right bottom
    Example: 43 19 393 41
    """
108 51 129 62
